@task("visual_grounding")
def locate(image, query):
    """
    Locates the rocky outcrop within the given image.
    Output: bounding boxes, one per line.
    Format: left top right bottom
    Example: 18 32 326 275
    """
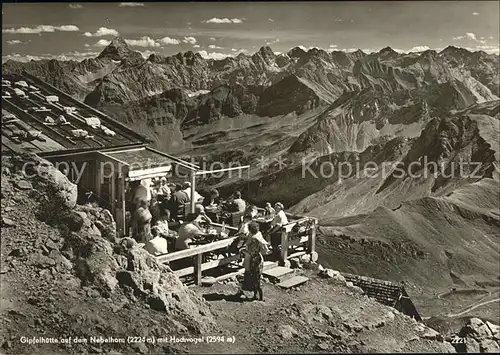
452 318 500 353
59 204 214 333
9 154 77 212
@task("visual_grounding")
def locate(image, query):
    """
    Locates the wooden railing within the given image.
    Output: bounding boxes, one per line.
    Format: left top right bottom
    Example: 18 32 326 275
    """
155 215 318 285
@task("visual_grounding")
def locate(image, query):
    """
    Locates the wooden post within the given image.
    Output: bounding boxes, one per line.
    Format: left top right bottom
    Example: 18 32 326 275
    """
116 175 126 237
95 159 102 197
190 170 196 214
194 253 203 285
308 219 317 254
280 229 289 265
110 173 116 216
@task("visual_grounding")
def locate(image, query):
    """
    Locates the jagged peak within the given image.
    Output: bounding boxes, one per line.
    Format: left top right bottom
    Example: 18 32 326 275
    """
379 46 397 55
97 36 133 61
256 46 275 57
287 46 307 58
440 45 472 55
352 49 366 55
419 49 438 58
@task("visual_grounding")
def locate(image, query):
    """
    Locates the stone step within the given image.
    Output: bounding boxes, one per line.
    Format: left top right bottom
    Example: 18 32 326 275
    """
263 261 279 271
278 275 309 289
263 266 294 283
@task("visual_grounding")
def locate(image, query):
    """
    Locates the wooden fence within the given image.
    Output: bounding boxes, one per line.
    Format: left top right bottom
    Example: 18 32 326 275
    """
156 217 318 285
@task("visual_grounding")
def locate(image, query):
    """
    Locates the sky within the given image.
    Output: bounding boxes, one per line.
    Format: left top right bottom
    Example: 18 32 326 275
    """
2 1 499 62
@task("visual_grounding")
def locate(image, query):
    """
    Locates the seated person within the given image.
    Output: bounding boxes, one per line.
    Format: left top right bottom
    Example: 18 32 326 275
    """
193 204 213 229
264 202 276 217
153 211 169 237
175 213 205 251
144 228 169 256
245 204 259 219
203 188 220 207
149 196 161 225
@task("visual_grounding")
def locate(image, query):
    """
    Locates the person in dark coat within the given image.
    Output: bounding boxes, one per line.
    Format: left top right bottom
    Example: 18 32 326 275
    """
237 221 269 301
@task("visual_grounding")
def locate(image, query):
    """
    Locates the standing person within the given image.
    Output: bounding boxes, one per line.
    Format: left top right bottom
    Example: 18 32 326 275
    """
232 191 247 213
140 179 152 206
271 202 288 228
157 177 171 201
134 200 152 243
183 181 204 204
171 183 189 221
237 222 269 301
132 180 149 209
268 202 288 257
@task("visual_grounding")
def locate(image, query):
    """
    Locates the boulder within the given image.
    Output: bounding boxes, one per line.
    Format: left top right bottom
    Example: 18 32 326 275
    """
317 342 330 350
62 211 86 232
345 282 364 295
464 318 493 339
480 339 500 353
14 180 33 190
278 324 299 339
313 330 330 339
29 253 56 268
25 155 77 210
76 205 117 242
421 328 441 341
299 253 311 264
49 250 73 271
465 338 481 353
310 251 319 262
485 321 500 340
2 217 16 227
322 269 336 278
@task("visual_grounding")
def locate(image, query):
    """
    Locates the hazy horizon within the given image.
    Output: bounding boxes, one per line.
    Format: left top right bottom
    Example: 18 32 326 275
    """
2 1 499 62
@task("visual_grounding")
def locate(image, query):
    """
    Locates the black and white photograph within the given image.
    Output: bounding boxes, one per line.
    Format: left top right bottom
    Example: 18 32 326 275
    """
1 1 499 354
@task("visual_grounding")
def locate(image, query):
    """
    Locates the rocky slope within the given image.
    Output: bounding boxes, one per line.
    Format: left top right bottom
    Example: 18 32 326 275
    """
1 154 214 354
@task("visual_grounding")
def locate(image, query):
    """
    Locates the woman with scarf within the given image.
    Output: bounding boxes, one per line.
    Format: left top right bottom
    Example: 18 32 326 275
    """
237 221 269 301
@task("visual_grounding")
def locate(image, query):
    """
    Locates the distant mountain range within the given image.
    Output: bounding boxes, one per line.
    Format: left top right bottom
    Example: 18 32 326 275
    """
4 37 498 156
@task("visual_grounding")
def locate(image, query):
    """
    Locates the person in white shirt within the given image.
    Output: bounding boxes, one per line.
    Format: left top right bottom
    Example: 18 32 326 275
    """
153 213 169 236
182 181 204 204
175 217 203 251
158 177 171 201
268 202 288 256
270 202 288 229
144 231 169 256
140 179 152 205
